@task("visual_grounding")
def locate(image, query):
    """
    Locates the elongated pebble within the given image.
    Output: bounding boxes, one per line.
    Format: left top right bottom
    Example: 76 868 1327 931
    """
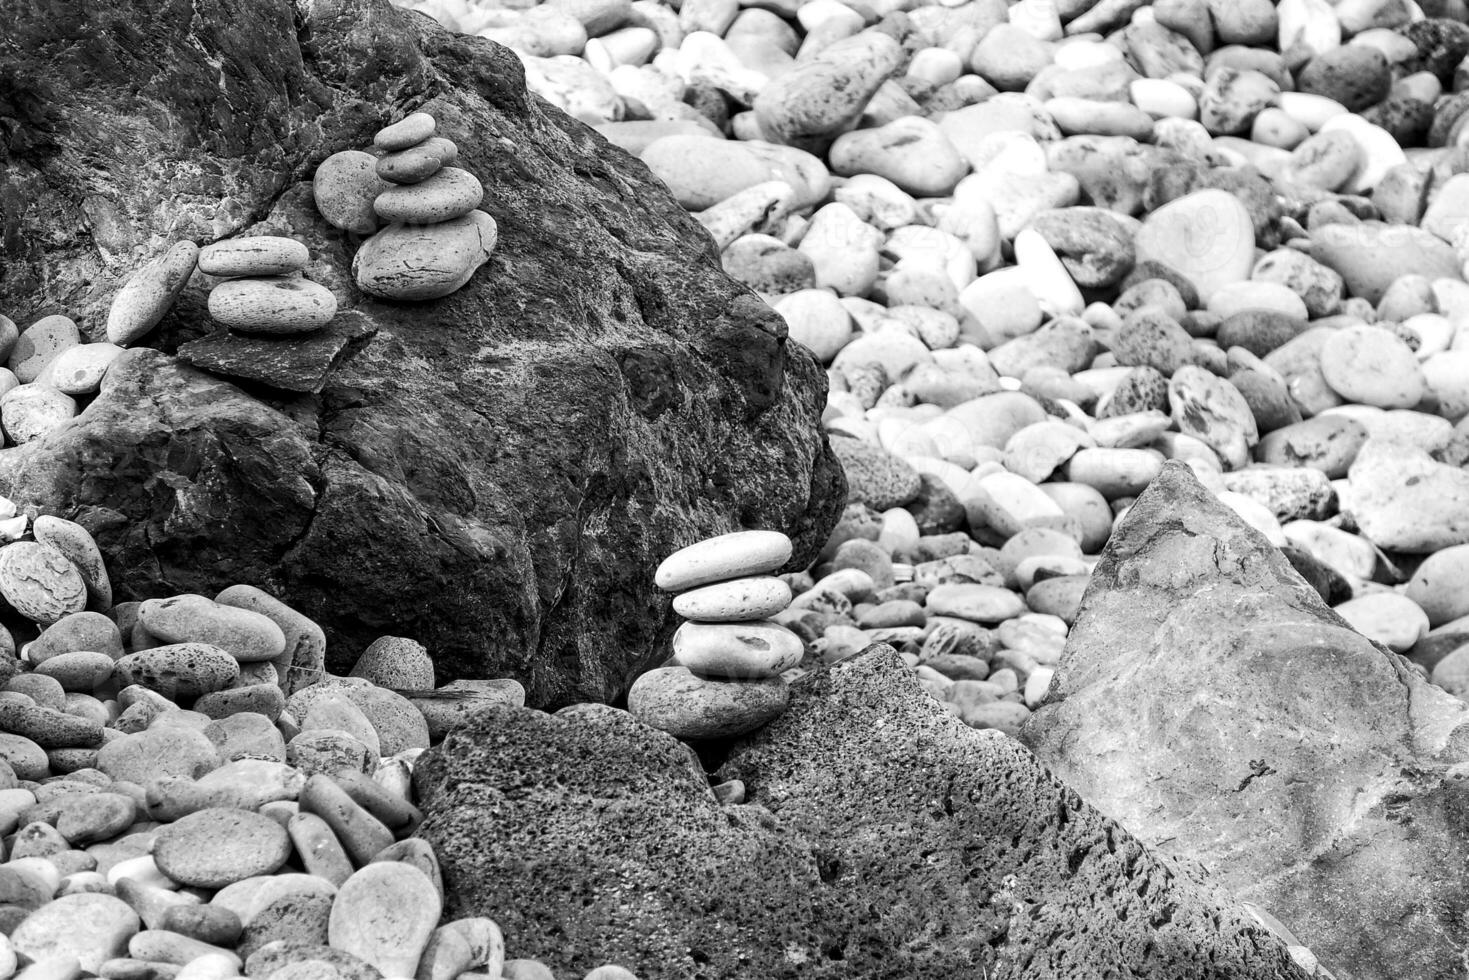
669 620 804 679
671 576 793 622
33 516 112 609
106 242 199 346
655 530 793 592
207 277 337 335
373 112 436 151
197 237 309 278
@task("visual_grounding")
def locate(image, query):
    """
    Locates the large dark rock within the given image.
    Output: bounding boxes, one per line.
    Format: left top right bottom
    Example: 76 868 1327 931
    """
0 0 842 705
1021 461 1469 980
415 648 1308 980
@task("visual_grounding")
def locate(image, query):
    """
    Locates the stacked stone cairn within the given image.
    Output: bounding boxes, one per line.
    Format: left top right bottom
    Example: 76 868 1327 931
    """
200 237 338 337
314 111 499 302
628 530 802 740
0 497 642 980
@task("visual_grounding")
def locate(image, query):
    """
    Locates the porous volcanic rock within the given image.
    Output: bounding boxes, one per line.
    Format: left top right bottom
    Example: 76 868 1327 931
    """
1021 461 1469 980
0 0 842 705
415 650 1307 980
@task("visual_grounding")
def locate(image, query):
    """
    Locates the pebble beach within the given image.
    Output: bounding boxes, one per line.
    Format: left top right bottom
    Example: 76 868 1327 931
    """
1 0 1469 976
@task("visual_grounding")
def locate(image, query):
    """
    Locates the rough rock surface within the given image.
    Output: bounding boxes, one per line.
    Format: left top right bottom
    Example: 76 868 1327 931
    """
1021 461 1469 980
416 650 1307 980
0 0 842 705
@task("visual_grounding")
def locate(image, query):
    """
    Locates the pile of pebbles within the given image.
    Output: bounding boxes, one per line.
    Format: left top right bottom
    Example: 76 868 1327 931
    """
0 502 640 980
400 0 1469 737
200 238 339 337
316 112 500 301
0 313 127 449
629 530 800 739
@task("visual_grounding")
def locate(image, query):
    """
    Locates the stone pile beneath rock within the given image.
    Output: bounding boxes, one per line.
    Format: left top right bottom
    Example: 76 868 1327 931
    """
629 530 798 739
0 312 128 448
0 498 654 980
201 238 338 337
315 111 500 302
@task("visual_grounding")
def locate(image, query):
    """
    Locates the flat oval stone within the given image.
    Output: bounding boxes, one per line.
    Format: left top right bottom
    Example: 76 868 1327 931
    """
34 652 117 692
198 237 310 278
0 699 101 749
11 893 140 973
138 595 286 664
153 808 290 888
1 383 78 444
1334 592 1429 653
1319 324 1426 409
106 242 200 346
9 315 80 384
313 151 387 236
113 644 241 701
328 862 441 978
373 112 436 151
925 583 1028 623
214 585 326 696
655 530 794 592
47 344 127 397
207 277 337 335
30 611 124 664
98 725 216 784
669 620 803 679
352 211 497 301
373 167 484 224
671 576 792 622
376 139 452 184
627 666 788 739
0 541 87 625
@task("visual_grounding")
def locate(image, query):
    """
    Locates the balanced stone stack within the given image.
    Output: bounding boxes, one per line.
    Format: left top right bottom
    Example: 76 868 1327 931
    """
628 530 801 740
200 236 337 336
315 111 499 302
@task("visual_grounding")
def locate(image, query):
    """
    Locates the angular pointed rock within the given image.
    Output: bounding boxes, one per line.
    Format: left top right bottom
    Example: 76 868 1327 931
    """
416 651 1305 979
1021 460 1469 980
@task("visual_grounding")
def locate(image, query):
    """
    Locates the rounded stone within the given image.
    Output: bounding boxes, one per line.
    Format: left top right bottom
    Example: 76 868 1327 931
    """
11 893 140 973
198 237 310 279
671 576 792 623
313 151 388 236
830 437 922 511
669 620 803 680
1334 592 1429 653
33 516 112 610
1319 325 1426 409
208 276 337 335
348 636 434 691
30 611 123 664
376 137 457 184
373 167 484 224
47 344 127 397
1405 545 1469 628
655 530 794 593
1258 415 1369 478
627 666 789 740
214 585 327 696
33 652 116 693
925 583 1028 624
352 211 497 301
328 863 441 978
138 595 286 664
10 315 80 384
1133 189 1255 303
97 724 216 784
153 808 291 888
0 541 87 625
113 644 241 701
2 383 78 444
106 242 200 346
373 112 436 151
